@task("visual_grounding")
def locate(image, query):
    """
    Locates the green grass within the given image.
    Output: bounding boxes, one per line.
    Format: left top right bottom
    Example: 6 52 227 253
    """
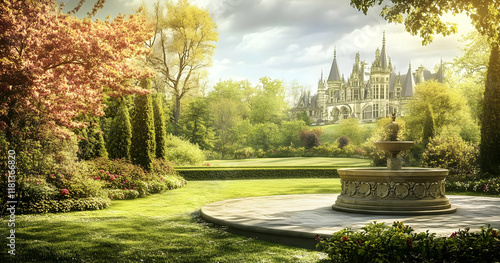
201 157 371 167
3 179 340 263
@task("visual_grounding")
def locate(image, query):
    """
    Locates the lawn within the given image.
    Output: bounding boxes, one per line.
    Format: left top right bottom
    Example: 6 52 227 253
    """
3 179 340 262
201 157 371 167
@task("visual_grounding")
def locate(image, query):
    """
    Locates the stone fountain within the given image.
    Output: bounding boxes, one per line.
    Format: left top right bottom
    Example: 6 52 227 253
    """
332 114 456 215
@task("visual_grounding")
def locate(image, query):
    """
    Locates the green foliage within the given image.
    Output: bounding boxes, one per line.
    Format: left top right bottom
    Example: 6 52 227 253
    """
406 81 478 143
153 94 168 159
180 97 215 150
422 135 479 178
20 197 111 214
317 221 500 263
296 111 312 126
338 118 364 145
233 147 255 159
278 120 307 147
300 130 320 149
337 136 350 149
107 189 140 200
446 177 500 195
249 122 279 151
422 104 435 146
107 98 132 159
131 79 156 171
177 167 339 180
250 77 287 124
165 134 205 165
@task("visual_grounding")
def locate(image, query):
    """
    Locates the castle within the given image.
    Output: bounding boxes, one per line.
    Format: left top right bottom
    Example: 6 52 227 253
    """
292 33 445 124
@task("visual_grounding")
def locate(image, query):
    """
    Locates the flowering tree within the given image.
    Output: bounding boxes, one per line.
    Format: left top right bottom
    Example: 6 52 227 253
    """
0 0 154 140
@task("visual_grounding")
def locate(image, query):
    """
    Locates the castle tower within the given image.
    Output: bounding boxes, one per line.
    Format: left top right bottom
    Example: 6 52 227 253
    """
370 32 393 118
317 70 326 114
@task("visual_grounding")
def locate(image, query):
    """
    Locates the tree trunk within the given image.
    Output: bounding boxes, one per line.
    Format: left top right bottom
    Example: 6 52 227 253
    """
480 43 500 175
173 96 181 135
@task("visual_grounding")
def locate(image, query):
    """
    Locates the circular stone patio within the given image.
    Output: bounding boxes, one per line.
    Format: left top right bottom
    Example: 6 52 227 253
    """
201 194 500 249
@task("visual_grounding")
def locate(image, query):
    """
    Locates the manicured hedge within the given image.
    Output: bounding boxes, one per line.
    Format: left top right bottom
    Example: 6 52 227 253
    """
317 221 500 263
176 167 339 180
19 197 111 214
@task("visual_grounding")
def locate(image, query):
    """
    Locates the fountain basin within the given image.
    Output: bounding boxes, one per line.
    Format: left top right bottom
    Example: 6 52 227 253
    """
332 167 457 215
374 141 414 157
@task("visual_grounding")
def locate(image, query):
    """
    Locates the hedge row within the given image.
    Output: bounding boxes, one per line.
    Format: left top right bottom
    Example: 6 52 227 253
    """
176 168 339 180
17 197 111 214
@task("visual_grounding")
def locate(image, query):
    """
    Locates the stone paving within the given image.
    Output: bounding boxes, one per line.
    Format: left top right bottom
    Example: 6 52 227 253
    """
201 194 500 249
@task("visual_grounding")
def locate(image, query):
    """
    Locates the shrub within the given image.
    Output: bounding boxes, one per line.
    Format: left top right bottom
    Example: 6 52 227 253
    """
422 135 479 178
314 143 341 157
317 221 500 263
131 79 156 171
107 98 132 160
234 147 255 159
446 177 500 195
19 197 111 214
337 136 350 149
165 134 205 165
18 180 58 203
300 131 320 149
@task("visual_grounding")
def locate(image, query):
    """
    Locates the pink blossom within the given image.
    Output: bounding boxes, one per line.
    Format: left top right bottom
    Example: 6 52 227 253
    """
60 189 69 195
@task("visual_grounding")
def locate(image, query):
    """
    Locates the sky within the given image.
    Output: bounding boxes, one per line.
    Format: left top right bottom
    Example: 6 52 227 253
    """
60 0 475 93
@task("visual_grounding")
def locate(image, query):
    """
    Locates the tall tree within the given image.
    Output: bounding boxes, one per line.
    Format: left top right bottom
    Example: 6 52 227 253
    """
107 98 132 160
349 0 500 174
146 0 218 132
250 77 288 124
0 0 153 140
180 97 215 150
131 79 156 171
152 94 167 159
405 81 478 143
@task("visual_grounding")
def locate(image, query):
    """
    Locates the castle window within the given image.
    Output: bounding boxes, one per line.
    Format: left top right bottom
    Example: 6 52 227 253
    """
373 104 379 118
362 105 372 120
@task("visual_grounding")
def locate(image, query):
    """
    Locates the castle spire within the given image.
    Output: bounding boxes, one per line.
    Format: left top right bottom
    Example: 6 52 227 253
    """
327 47 341 81
380 31 389 70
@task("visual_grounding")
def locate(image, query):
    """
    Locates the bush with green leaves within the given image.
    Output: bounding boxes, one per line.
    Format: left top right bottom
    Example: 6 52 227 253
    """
107 98 132 160
300 131 320 149
337 136 350 149
446 177 500 195
317 221 500 263
422 135 479 178
234 147 255 159
314 143 342 157
131 79 156 171
265 146 306 158
165 134 205 165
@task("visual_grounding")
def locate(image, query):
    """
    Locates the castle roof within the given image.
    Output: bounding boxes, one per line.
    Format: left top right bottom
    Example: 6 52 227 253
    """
401 63 416 97
380 32 389 70
327 48 341 81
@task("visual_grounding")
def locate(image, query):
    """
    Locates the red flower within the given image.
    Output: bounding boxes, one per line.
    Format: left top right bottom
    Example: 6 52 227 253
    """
451 232 458 238
341 236 349 242
357 239 362 245
61 189 69 195
124 187 128 190
492 230 498 237
315 234 321 241
49 174 54 178
36 181 40 184
100 170 105 173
